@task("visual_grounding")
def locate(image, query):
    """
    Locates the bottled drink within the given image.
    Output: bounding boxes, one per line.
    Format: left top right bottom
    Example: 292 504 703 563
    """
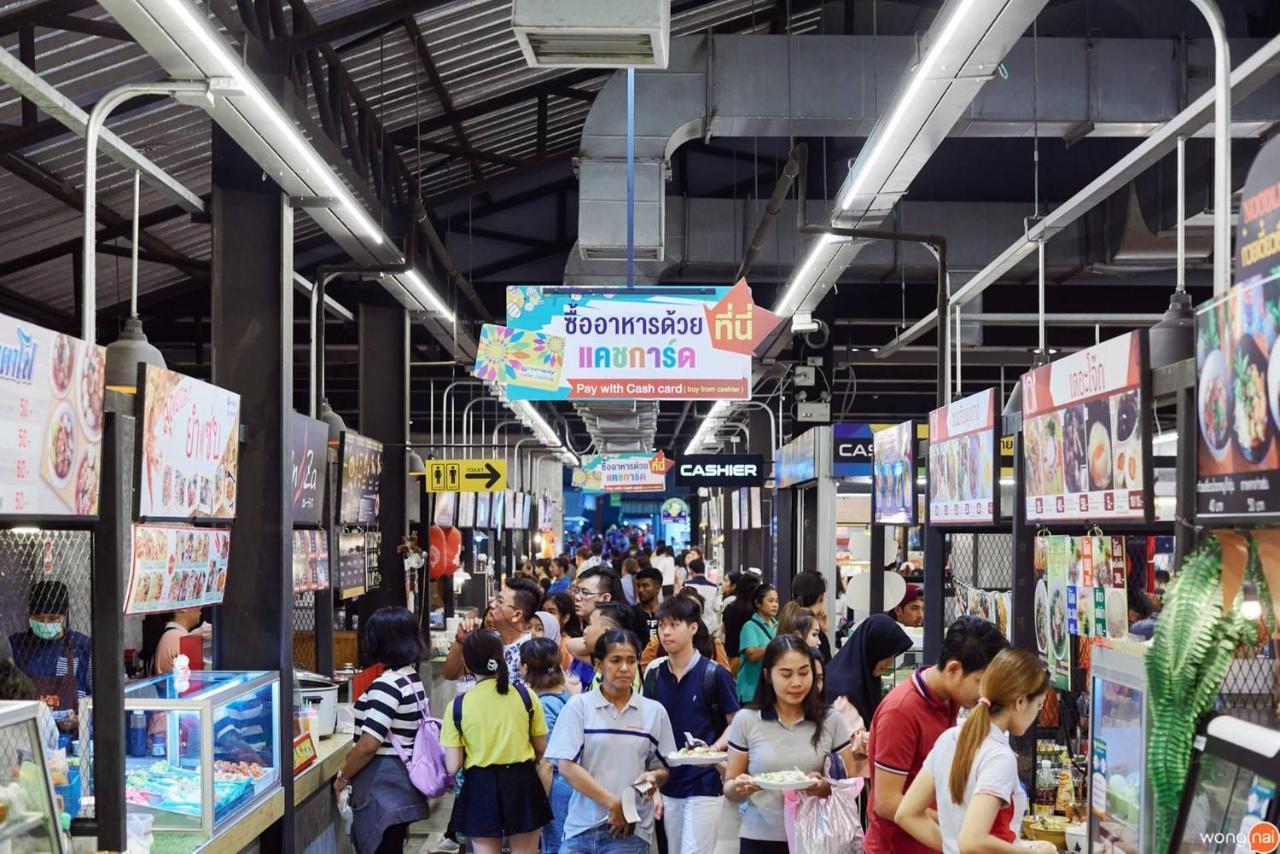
127 711 147 758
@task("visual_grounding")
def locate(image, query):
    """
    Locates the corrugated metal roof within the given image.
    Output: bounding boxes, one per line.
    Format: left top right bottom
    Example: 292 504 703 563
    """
0 0 818 314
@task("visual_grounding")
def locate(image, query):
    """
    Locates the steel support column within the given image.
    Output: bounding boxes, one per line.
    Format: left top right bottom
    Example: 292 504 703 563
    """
359 303 409 616
209 123 296 845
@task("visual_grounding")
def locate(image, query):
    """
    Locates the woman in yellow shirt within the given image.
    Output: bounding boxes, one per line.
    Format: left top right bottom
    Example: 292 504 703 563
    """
441 631 552 853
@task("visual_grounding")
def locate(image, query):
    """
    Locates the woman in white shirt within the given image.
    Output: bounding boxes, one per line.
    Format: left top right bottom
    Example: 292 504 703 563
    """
894 647 1055 854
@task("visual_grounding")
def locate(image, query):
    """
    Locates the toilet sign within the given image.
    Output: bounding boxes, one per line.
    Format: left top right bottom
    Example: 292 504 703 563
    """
425 459 507 493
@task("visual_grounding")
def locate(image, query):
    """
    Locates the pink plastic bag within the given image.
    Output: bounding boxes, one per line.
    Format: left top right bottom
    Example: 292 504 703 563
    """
783 777 865 853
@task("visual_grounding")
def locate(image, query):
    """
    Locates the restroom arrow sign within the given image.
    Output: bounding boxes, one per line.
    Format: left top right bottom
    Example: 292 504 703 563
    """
425 459 507 493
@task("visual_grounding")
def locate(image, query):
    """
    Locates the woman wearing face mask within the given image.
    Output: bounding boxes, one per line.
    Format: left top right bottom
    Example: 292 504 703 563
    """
724 635 855 853
9 580 92 731
823 614 913 778
894 648 1055 854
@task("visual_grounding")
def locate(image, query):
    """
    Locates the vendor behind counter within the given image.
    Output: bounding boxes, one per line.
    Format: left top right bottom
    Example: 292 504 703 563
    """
9 580 92 730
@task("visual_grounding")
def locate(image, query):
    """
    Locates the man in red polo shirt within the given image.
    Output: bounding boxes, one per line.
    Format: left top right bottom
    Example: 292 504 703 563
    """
864 616 1009 853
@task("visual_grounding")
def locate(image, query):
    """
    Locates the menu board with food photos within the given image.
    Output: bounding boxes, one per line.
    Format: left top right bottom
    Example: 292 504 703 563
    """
336 531 367 599
475 492 491 529
291 414 329 528
338 431 383 526
364 530 383 592
928 389 998 526
291 529 330 593
1034 534 1129 692
0 316 106 520
136 365 241 523
124 524 231 615
873 420 917 525
1021 332 1150 523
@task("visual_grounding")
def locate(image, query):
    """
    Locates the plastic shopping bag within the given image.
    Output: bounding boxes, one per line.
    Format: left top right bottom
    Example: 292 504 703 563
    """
783 777 865 854
337 786 353 836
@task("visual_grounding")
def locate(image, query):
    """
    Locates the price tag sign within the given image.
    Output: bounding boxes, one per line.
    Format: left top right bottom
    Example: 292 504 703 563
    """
292 732 318 775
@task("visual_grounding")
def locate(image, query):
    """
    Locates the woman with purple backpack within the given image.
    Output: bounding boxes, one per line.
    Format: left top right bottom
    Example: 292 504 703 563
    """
441 630 552 853
334 607 432 853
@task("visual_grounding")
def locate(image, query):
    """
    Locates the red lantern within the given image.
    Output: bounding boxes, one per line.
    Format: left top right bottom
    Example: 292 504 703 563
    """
428 525 448 579
445 526 462 575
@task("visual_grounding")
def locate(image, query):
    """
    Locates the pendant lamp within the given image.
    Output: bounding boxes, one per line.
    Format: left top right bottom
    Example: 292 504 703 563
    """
1149 290 1196 369
319 397 347 446
408 449 427 477
104 171 166 393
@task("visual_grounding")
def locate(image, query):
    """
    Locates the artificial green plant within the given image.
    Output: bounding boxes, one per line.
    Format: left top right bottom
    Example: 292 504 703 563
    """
1146 535 1261 851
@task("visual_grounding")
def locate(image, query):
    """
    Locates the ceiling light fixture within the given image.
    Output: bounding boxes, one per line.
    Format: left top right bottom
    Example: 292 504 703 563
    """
155 0 383 245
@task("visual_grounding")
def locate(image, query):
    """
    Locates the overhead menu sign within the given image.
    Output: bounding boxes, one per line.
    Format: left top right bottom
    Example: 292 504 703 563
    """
338 431 383 526
502 280 781 400
674 454 765 488
1021 331 1150 523
572 452 674 492
291 414 329 528
291 529 330 593
928 389 998 526
1195 136 1280 523
0 316 106 520
832 423 874 479
873 421 917 525
136 365 241 523
124 524 231 615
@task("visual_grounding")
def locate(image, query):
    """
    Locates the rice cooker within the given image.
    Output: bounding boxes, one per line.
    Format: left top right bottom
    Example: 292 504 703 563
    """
295 671 339 737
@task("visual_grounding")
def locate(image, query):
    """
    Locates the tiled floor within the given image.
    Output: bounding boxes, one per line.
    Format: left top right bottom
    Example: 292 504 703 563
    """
406 793 744 853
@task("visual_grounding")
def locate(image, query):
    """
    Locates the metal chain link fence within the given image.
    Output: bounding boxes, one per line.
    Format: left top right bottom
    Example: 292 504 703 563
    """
292 590 317 673
946 532 1013 633
0 709 61 846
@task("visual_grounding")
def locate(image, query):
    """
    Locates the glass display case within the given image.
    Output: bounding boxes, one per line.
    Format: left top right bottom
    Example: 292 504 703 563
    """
97 671 280 841
0 701 64 853
1173 715 1280 853
1089 645 1150 854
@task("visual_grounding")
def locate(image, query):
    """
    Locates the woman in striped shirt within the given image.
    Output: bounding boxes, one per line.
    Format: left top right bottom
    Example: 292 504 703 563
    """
334 607 431 854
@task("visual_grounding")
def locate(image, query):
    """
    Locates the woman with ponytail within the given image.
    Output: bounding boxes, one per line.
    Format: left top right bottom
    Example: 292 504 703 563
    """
894 648 1055 853
441 630 552 853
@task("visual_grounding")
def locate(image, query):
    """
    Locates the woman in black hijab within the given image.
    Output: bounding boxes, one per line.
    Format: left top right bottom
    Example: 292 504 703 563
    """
823 614 913 771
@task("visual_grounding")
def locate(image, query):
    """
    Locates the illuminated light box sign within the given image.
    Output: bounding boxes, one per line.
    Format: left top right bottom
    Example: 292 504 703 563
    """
927 389 998 526
0 315 106 520
572 451 674 493
873 421 917 525
1196 135 1280 524
1021 331 1150 523
502 279 781 400
777 428 818 488
136 365 241 523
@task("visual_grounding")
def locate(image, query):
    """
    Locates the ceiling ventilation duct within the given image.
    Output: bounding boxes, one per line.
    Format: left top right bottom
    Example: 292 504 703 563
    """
513 0 670 69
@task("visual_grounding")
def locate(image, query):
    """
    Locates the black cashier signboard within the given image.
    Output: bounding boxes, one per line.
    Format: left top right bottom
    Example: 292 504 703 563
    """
674 454 766 488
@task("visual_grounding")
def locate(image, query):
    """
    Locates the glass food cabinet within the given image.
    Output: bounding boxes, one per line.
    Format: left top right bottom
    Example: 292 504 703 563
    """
0 701 64 853
1089 645 1151 854
1173 715 1280 853
92 671 280 842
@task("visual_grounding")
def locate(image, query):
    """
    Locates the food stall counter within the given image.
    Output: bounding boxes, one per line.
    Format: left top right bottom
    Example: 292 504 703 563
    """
293 736 352 807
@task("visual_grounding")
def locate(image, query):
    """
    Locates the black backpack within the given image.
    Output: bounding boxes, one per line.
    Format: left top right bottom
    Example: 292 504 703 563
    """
642 658 726 733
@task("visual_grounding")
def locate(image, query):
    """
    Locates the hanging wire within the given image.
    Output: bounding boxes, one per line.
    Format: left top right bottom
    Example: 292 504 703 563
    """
415 33 423 199
1032 18 1040 219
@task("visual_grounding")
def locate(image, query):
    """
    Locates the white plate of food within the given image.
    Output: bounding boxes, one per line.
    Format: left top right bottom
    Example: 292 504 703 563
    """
751 770 816 791
668 747 728 766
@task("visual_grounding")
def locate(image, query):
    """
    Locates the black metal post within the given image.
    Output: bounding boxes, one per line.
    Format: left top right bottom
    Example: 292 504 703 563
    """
1174 377 1196 571
90 406 131 850
922 524 944 664
868 523 885 616
210 122 296 845
1009 417 1037 654
358 304 409 617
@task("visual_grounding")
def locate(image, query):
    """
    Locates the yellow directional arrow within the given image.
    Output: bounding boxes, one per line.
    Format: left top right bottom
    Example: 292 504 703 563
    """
425 459 507 493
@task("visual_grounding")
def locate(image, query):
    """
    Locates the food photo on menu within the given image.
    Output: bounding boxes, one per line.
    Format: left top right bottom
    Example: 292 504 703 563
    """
1196 280 1280 520
0 316 107 518
124 525 230 615
138 365 241 521
873 420 915 524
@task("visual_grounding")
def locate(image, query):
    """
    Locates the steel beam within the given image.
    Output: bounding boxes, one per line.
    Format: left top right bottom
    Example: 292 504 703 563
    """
880 30 1280 358
282 0 451 54
403 15 483 181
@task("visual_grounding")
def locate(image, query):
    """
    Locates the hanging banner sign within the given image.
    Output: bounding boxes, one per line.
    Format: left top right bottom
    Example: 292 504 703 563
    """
873 421 917 525
502 279 781 401
1196 137 1280 522
928 389 998 526
1021 331 1150 523
124 524 231 615
338 432 383 526
674 454 765 488
660 497 690 524
291 413 329 528
136 365 241 523
473 324 566 392
292 529 330 593
0 316 106 520
572 451 674 493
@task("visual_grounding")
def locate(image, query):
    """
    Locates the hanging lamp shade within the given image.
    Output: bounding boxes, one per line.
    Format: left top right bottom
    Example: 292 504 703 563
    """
1149 290 1196 369
319 398 347 446
104 316 165 393
407 449 427 478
